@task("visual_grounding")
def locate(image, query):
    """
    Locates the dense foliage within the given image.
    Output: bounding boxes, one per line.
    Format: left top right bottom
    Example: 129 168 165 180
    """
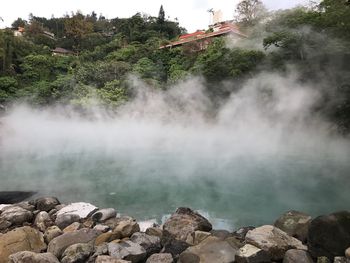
0 1 350 133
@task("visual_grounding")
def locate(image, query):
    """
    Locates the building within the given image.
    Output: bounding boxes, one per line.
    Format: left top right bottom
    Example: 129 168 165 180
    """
13 27 25 37
160 21 247 52
52 47 76 56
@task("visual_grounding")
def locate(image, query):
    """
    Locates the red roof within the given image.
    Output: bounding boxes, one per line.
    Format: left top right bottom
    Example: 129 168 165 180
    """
179 31 205 40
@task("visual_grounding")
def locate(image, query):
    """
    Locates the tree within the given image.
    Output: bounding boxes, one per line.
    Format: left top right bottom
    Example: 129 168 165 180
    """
234 0 267 26
11 18 27 29
158 5 165 24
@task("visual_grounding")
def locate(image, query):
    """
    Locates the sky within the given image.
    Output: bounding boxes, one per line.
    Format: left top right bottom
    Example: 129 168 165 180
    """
1 0 310 32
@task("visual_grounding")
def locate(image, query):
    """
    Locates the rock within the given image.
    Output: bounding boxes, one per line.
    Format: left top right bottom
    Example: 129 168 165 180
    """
34 211 53 232
96 255 131 263
47 228 99 258
63 222 82 233
55 214 80 229
245 225 307 261
56 202 98 220
113 218 140 238
146 253 173 263
232 226 255 241
44 226 63 243
161 229 190 258
0 226 47 263
0 191 36 204
333 257 349 263
346 247 350 259
308 211 350 259
35 197 60 212
185 230 211 245
16 201 36 212
8 251 59 263
108 240 147 263
95 232 120 246
0 205 33 229
274 210 312 242
130 232 161 256
235 244 270 263
94 224 110 232
317 256 331 263
283 249 313 263
61 243 93 263
89 243 109 261
178 236 238 263
92 208 117 222
145 227 162 238
163 207 212 242
210 230 232 240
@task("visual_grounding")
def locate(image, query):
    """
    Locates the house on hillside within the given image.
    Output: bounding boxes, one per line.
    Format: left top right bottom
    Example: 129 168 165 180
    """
160 10 247 52
160 21 246 52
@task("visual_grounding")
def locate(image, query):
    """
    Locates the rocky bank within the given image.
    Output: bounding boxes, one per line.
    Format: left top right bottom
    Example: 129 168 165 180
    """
0 197 349 263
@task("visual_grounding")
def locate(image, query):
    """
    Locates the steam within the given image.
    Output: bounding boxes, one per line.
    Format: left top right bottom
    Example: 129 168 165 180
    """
1 71 349 227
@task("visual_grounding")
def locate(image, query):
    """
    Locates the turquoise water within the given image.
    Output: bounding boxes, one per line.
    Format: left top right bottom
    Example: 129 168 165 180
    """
1 148 349 230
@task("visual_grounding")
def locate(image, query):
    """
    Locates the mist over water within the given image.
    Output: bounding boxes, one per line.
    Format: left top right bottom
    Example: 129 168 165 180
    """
1 72 350 229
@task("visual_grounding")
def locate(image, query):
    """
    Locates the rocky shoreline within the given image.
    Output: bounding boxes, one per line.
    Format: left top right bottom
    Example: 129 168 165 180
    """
0 197 349 263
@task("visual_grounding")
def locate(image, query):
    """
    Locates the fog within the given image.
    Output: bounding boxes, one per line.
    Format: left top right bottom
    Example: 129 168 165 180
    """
1 71 349 228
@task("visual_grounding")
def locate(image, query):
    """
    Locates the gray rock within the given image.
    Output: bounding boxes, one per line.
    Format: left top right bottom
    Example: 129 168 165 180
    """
146 253 173 263
346 247 350 259
47 228 99 258
95 255 131 263
235 244 270 263
55 214 80 229
308 211 350 260
161 230 189 258
130 232 161 256
274 210 312 242
145 227 162 238
56 202 98 220
0 226 47 263
61 243 93 263
317 256 331 263
334 257 349 263
35 197 60 212
108 241 147 263
92 208 117 222
245 225 307 261
94 224 110 232
210 229 232 240
8 251 59 263
232 226 255 241
34 211 53 232
283 249 313 263
0 205 33 229
178 236 238 263
44 226 63 243
15 201 36 212
163 207 212 242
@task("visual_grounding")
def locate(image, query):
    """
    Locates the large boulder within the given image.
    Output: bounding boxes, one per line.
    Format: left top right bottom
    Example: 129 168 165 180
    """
130 232 161 256
245 225 307 261
308 211 350 259
55 202 98 228
0 205 33 230
47 228 99 258
146 253 173 263
108 241 147 263
35 197 60 212
283 249 313 263
113 218 140 238
163 207 212 242
0 226 47 263
235 244 270 263
274 210 312 242
61 243 93 263
92 208 117 222
8 251 59 263
178 236 238 263
44 226 63 243
34 211 53 232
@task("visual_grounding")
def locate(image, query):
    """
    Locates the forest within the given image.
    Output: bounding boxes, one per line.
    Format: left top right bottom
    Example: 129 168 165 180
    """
0 0 349 133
